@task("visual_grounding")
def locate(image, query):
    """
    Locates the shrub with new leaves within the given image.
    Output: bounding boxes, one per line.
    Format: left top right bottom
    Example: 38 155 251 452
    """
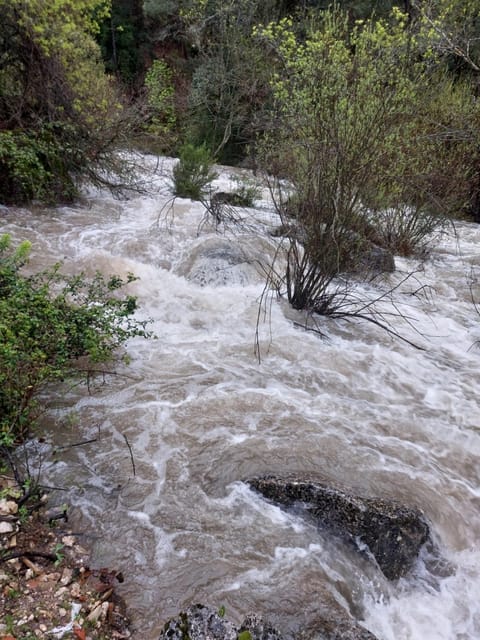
0 234 151 448
256 8 477 313
172 143 217 200
144 59 177 150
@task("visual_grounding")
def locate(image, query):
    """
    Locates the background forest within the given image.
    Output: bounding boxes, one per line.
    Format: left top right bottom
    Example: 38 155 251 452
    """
1 0 479 215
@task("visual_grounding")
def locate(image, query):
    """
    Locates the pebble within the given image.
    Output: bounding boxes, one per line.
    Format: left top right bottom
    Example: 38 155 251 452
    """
0 521 14 533
0 498 18 515
87 603 103 623
60 567 73 585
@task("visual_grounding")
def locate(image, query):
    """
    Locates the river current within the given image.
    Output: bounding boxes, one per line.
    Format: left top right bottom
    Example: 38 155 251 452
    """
2 156 480 639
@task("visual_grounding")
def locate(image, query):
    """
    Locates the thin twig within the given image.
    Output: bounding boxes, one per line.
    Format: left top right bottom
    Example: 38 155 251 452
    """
0 550 57 564
122 434 136 477
55 438 98 451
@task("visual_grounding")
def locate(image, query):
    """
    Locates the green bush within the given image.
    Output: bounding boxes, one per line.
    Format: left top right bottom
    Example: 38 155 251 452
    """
172 143 217 200
0 234 151 448
0 129 77 204
144 59 178 151
0 0 137 206
256 8 475 315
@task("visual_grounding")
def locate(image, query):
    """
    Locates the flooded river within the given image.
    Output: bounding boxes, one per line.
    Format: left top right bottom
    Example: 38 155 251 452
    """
2 156 480 639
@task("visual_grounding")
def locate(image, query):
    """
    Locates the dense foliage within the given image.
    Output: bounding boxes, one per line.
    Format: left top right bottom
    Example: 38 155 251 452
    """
0 235 151 448
1 0 479 212
0 0 136 204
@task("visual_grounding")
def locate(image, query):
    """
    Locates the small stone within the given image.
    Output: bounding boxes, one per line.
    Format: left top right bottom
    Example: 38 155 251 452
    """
74 544 88 555
44 572 60 582
0 521 14 534
39 623 48 632
62 535 76 547
87 604 103 623
60 567 73 585
0 499 18 515
70 582 81 598
58 607 67 617
55 586 69 598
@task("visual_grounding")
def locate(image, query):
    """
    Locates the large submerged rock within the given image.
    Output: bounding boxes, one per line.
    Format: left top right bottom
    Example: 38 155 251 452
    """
159 605 283 640
247 476 430 580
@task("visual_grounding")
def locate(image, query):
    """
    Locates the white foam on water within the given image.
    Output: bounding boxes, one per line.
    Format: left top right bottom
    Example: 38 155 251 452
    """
3 156 480 639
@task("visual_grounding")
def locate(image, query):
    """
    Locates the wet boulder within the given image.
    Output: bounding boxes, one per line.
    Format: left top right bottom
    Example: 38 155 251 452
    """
247 476 430 580
239 614 286 640
159 605 283 640
176 238 260 286
161 604 237 640
211 191 250 207
159 605 379 640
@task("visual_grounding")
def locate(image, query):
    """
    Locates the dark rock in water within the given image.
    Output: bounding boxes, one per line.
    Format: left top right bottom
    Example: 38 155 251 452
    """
247 476 430 580
160 604 238 640
211 191 248 207
159 605 284 640
159 605 379 640
268 224 394 275
240 614 285 640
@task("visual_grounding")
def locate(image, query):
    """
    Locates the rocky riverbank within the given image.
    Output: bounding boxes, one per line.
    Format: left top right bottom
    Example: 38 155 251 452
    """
0 474 130 640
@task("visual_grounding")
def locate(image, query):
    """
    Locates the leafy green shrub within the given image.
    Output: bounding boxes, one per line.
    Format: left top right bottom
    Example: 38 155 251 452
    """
0 234 151 448
0 129 77 204
172 143 217 200
144 59 177 150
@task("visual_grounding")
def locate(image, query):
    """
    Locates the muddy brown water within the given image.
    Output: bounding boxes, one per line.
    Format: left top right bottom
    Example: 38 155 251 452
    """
3 156 480 639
